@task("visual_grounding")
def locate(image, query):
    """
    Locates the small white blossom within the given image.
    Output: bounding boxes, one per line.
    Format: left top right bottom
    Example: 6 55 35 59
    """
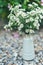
33 22 37 27
16 11 26 18
20 24 24 28
26 19 30 23
16 11 22 17
18 24 24 31
21 12 26 18
32 2 38 6
18 22 20 25
30 26 32 28
39 14 43 19
30 10 36 16
25 29 29 33
4 25 8 29
35 20 38 23
8 23 11 27
8 3 13 11
29 17 34 21
18 27 21 31
15 4 21 9
36 26 39 30
29 29 35 33
36 16 39 20
10 15 14 20
16 18 19 23
28 4 33 7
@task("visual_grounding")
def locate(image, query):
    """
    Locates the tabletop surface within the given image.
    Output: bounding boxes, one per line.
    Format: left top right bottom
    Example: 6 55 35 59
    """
0 30 43 65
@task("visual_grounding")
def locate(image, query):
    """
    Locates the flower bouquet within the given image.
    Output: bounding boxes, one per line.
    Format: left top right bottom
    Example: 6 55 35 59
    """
4 2 43 60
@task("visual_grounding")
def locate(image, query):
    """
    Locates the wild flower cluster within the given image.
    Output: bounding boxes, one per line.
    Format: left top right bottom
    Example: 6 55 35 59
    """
4 2 43 34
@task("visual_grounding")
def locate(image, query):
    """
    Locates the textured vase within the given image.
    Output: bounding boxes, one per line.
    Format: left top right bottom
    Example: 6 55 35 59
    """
22 35 35 60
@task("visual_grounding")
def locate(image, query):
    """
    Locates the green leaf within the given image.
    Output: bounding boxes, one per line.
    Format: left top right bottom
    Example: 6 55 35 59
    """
0 8 3 14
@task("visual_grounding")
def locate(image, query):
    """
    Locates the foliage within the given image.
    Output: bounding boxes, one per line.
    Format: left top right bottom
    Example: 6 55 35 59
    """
0 0 41 19
0 0 9 18
4 3 43 34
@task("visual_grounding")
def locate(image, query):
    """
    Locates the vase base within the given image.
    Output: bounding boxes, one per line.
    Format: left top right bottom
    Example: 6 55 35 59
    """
22 57 35 61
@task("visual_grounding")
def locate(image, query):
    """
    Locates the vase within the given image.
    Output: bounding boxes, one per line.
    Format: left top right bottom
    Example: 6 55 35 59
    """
22 35 35 60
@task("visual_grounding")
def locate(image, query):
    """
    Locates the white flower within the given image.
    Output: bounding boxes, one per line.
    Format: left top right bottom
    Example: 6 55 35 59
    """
30 26 32 28
38 23 40 26
29 29 35 33
26 19 30 23
20 24 24 28
4 25 8 29
39 20 41 23
20 9 25 11
36 16 39 20
15 4 21 9
21 12 26 18
18 22 20 25
18 27 21 31
8 13 13 18
8 23 11 27
28 4 33 7
16 18 19 23
39 14 43 19
36 26 39 30
16 11 26 18
16 11 22 17
10 15 14 20
35 20 38 23
30 10 36 16
8 3 13 11
33 21 40 30
29 17 34 21
41 9 43 14
33 21 38 27
8 22 13 27
37 7 41 10
32 2 38 6
25 29 29 33
18 24 24 31
18 4 22 7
